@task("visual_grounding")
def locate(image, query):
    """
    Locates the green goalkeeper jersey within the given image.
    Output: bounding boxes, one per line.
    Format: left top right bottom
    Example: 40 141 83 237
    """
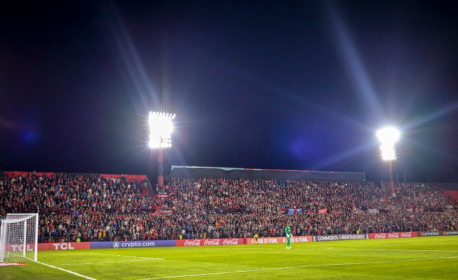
285 225 292 237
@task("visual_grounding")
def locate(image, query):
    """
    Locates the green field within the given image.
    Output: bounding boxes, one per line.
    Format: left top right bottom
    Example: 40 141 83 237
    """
2 236 458 279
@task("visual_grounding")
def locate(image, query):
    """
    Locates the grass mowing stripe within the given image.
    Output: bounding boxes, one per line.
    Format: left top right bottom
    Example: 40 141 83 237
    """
139 256 458 280
36 261 97 280
89 252 164 260
59 259 164 266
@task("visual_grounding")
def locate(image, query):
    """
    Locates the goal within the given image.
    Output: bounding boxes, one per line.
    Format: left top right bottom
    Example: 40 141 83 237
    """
0 213 38 263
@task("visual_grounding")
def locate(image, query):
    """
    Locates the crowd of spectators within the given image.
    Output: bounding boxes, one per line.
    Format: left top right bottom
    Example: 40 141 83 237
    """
0 172 456 243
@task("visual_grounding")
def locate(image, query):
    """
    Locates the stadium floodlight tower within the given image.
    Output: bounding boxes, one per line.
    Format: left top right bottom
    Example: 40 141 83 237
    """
148 111 176 186
376 126 400 197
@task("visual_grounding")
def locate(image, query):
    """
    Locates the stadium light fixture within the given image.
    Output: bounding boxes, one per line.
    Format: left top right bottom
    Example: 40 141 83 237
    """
148 111 176 149
376 126 400 196
148 111 176 187
376 126 400 161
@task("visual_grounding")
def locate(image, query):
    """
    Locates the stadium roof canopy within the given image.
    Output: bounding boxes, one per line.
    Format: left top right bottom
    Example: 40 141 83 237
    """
170 166 365 181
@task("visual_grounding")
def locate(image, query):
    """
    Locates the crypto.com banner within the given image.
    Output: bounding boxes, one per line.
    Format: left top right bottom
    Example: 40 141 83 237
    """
90 240 175 249
175 238 244 247
246 236 312 245
369 232 418 239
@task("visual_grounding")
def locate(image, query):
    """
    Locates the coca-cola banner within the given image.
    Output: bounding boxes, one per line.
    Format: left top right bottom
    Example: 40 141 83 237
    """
91 240 175 249
369 232 418 239
246 236 312 245
312 234 368 242
38 242 91 251
176 238 244 247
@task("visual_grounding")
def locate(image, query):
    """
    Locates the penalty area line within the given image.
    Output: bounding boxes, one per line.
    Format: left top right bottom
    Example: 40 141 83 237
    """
139 256 458 280
36 261 96 280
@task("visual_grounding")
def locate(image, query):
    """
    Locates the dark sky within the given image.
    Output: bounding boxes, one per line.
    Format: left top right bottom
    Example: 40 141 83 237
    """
1 0 458 182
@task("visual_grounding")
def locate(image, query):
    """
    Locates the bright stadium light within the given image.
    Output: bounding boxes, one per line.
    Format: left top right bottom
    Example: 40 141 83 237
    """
376 126 400 196
376 126 400 161
148 111 176 149
148 111 176 187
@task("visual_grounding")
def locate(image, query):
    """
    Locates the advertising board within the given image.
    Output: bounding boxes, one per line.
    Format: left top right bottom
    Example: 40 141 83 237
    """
419 231 440 237
312 234 368 242
91 240 175 249
369 232 417 239
37 242 91 251
175 238 244 247
246 236 312 245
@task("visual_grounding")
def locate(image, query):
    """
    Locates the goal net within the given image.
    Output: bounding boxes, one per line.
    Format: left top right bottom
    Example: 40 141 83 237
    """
0 213 38 263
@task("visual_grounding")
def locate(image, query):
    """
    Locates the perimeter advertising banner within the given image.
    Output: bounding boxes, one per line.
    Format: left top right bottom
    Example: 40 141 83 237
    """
38 242 91 251
312 234 368 242
91 240 175 249
245 236 312 245
419 231 441 237
3 244 35 252
176 238 244 247
369 232 417 239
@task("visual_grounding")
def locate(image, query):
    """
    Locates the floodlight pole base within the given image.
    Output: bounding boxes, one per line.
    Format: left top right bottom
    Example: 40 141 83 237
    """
388 160 395 196
158 147 164 186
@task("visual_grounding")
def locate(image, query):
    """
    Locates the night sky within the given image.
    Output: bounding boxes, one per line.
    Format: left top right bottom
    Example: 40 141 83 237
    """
1 1 458 182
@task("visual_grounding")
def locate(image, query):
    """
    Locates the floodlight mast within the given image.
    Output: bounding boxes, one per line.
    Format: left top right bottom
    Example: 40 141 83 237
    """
376 127 400 197
148 111 176 186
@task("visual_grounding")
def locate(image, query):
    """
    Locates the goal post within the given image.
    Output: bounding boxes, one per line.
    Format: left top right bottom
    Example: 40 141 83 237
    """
0 213 39 263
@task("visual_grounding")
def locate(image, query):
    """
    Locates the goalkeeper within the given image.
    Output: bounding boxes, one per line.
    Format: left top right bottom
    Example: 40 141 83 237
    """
285 224 293 249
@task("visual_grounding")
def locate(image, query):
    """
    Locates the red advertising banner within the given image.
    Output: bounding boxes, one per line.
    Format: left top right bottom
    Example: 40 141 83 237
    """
443 190 458 202
291 236 313 243
154 209 173 215
38 242 91 251
246 236 312 245
176 238 244 247
4 244 35 252
369 232 417 239
246 237 283 245
5 171 55 178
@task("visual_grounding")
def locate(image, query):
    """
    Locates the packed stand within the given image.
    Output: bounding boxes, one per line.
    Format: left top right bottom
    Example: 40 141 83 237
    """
1 173 457 242
0 172 153 242
162 178 457 238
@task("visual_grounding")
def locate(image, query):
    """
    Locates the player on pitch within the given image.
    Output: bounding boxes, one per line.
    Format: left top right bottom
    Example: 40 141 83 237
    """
285 224 293 249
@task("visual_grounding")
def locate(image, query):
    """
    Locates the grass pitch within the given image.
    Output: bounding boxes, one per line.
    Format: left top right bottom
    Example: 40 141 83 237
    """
2 236 458 279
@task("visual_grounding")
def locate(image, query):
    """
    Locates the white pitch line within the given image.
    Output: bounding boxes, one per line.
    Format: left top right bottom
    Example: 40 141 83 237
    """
332 248 458 252
36 261 96 280
139 256 458 280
